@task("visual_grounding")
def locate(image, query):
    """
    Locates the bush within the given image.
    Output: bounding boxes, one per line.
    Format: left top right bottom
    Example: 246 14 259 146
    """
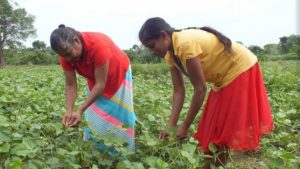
264 53 299 61
132 63 169 76
4 49 59 65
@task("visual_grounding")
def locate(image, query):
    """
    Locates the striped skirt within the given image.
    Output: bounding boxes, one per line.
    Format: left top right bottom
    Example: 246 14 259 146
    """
83 67 136 151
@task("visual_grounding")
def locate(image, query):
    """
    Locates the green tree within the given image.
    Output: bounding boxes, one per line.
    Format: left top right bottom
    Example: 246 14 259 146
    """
132 44 141 52
0 0 36 67
248 45 264 56
32 40 46 50
278 36 289 54
125 44 161 63
286 35 300 54
278 35 300 56
124 44 140 63
139 47 161 63
264 44 279 55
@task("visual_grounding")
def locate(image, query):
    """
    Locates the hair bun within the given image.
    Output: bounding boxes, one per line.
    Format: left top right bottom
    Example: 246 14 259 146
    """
58 24 66 28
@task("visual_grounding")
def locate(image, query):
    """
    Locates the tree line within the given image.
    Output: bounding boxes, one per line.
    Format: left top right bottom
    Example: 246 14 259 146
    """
0 0 299 67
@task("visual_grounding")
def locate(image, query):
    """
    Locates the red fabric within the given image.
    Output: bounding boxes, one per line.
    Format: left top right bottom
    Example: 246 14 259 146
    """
193 63 273 152
60 32 130 98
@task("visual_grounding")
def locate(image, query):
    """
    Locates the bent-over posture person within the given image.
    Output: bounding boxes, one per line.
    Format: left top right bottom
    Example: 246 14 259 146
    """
50 25 136 152
139 17 273 168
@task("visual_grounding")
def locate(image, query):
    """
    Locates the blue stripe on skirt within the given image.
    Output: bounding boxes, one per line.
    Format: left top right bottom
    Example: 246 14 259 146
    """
83 66 135 152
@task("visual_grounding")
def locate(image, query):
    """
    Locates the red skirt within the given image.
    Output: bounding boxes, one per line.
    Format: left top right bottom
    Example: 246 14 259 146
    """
193 63 274 152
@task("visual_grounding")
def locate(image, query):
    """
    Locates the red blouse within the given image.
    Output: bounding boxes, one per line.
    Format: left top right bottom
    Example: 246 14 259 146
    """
60 32 130 98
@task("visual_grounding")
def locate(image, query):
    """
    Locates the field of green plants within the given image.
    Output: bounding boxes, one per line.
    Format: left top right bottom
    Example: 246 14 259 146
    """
0 61 299 169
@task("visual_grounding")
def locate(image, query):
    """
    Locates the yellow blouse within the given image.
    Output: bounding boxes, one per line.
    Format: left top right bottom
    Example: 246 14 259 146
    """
165 29 257 91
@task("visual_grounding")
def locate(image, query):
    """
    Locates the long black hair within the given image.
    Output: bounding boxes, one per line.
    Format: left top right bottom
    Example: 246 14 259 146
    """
139 17 232 53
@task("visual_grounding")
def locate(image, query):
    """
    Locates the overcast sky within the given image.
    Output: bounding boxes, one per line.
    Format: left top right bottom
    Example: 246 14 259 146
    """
14 0 298 50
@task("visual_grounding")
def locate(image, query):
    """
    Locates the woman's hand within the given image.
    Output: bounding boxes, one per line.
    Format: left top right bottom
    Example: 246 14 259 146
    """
159 128 169 140
176 123 188 139
61 112 82 127
61 112 73 126
159 124 188 140
68 112 82 127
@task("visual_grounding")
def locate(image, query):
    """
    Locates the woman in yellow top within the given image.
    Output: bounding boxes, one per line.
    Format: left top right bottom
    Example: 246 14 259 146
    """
139 17 273 168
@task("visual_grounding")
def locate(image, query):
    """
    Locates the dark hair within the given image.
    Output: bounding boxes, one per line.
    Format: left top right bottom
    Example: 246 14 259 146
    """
50 24 80 52
139 17 175 44
139 17 232 53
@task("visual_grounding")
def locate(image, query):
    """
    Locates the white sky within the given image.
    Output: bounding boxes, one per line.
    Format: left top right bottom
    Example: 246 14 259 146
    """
14 0 298 50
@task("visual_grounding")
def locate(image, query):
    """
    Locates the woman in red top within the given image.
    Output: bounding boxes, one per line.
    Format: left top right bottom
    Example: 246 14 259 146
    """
50 25 136 152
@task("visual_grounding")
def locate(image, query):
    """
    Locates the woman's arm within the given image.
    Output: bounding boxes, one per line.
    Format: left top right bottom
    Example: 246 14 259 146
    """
62 70 77 126
160 67 185 139
179 57 206 133
78 61 108 114
68 61 108 126
168 67 186 128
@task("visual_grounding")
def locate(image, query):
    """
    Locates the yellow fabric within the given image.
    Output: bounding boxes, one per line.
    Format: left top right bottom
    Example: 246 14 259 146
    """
165 29 257 91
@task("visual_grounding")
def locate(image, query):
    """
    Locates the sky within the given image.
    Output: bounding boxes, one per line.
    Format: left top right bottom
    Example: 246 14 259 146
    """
13 0 298 50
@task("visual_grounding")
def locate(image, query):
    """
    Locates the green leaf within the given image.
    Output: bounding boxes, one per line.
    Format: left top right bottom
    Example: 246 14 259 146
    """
46 157 60 166
147 114 155 121
0 142 10 153
132 163 145 169
182 143 196 154
0 115 8 122
11 143 34 157
188 137 198 144
53 123 64 136
5 157 23 169
0 131 11 142
145 157 169 168
280 152 295 160
92 165 99 169
180 150 192 158
208 143 217 153
56 148 68 156
69 151 80 156
283 119 291 125
146 138 158 146
26 161 39 169
12 132 23 139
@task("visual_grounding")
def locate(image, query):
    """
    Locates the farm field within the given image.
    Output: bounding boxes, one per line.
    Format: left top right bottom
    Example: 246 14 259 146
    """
0 61 299 169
